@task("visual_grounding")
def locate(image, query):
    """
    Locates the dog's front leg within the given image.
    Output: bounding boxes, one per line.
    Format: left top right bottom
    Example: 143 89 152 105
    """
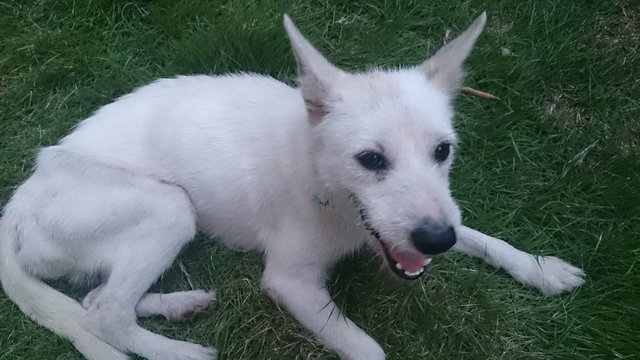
261 247 385 360
454 225 585 294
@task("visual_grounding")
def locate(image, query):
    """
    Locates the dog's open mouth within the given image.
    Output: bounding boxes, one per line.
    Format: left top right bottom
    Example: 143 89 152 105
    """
349 192 431 280
379 240 431 280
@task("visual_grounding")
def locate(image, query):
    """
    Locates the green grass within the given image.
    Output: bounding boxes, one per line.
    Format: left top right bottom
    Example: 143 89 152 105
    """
1 0 639 359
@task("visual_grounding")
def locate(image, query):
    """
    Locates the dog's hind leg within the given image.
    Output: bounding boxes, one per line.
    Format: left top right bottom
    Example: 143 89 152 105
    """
454 225 585 294
83 288 216 321
79 181 216 360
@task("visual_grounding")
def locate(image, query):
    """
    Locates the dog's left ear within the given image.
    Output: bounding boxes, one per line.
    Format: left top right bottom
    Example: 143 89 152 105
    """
418 12 487 97
284 14 343 121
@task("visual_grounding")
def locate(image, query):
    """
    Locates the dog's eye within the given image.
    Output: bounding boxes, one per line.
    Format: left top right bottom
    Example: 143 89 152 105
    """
434 142 450 163
356 151 388 171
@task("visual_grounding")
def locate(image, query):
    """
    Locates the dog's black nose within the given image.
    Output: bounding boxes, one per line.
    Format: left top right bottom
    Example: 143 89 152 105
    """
410 224 456 255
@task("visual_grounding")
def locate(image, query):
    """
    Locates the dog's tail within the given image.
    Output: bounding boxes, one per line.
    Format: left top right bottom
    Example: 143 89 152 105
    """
0 215 128 360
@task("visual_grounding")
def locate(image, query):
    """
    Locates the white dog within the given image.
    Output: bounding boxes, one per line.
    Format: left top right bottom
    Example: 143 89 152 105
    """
0 13 585 360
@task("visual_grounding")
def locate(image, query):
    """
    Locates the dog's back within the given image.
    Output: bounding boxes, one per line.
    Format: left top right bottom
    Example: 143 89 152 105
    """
62 75 305 178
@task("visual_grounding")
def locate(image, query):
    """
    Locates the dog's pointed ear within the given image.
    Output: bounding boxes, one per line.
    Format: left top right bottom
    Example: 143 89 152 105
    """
418 12 486 97
284 14 342 121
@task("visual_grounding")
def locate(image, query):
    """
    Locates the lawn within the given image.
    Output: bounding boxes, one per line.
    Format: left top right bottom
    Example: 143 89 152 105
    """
0 0 638 359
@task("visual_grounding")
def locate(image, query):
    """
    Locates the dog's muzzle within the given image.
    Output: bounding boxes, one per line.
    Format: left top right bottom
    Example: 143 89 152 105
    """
348 192 456 280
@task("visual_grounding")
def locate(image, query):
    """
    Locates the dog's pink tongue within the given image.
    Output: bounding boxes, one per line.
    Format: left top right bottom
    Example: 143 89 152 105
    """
389 247 425 273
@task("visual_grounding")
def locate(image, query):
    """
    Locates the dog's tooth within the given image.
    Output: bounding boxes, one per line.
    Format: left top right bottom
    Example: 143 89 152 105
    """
395 263 403 271
403 268 424 277
424 258 432 266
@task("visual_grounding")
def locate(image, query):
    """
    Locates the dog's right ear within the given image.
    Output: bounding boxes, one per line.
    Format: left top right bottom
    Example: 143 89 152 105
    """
284 14 343 122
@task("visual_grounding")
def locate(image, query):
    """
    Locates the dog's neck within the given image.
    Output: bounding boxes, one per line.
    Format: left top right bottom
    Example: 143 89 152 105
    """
312 187 364 230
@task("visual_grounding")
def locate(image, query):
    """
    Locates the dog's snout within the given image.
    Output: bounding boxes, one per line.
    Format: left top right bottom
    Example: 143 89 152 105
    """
410 224 456 255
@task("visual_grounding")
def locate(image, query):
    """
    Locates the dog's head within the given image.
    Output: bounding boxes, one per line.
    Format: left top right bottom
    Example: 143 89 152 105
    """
284 14 486 280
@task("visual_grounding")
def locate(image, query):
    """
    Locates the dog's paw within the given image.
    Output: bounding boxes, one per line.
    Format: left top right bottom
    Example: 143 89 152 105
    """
339 335 385 360
524 256 585 295
162 290 217 321
157 342 216 360
177 344 217 360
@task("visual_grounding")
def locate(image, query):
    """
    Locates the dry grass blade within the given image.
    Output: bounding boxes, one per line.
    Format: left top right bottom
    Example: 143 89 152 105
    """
461 86 500 100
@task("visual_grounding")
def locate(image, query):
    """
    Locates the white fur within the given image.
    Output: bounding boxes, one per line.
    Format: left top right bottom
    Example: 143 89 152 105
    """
0 13 584 360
